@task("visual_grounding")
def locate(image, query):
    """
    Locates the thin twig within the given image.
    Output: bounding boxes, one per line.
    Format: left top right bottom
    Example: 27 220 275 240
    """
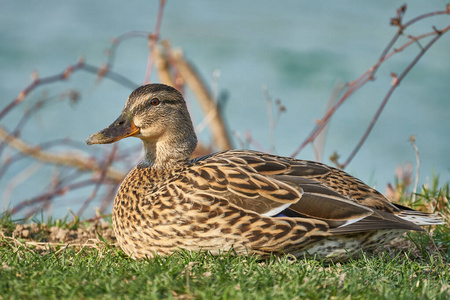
290 74 371 157
0 91 80 159
106 31 149 69
0 59 137 122
374 5 449 76
0 102 36 157
290 9 450 160
0 138 89 182
77 145 118 216
0 127 125 182
143 0 167 84
82 63 137 88
11 179 105 215
244 131 266 152
341 26 448 168
2 163 41 209
99 184 119 213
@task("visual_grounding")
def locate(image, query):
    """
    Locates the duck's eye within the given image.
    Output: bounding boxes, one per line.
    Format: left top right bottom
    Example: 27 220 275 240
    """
150 98 160 106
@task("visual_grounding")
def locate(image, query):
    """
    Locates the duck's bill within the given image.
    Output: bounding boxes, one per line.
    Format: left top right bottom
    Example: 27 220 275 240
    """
86 115 140 145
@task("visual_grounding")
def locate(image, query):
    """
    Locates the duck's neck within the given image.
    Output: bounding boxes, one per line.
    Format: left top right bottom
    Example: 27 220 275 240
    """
139 134 197 169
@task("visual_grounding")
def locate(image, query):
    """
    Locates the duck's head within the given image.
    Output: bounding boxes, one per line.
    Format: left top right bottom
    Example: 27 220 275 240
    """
86 84 198 168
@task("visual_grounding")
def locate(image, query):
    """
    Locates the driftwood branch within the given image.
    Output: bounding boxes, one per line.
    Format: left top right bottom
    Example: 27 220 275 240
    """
154 45 176 87
171 49 232 151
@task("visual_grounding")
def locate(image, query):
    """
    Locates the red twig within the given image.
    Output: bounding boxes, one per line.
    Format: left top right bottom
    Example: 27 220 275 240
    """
77 144 118 216
403 8 450 28
245 131 267 152
0 138 87 182
0 60 137 122
290 6 450 160
0 90 79 158
0 101 37 158
290 75 371 158
143 0 167 84
99 184 120 213
82 62 137 88
11 179 99 215
106 31 150 68
379 5 448 63
1 2 170 218
342 26 449 168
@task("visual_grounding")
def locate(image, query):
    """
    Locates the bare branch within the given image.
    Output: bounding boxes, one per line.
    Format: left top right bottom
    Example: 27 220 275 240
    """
341 26 449 168
290 6 450 161
106 31 149 69
0 127 125 182
144 0 167 84
172 49 232 151
154 45 176 86
78 145 118 216
0 59 137 122
11 179 111 215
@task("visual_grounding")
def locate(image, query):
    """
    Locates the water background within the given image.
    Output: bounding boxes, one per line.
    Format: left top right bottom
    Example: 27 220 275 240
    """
1 0 449 218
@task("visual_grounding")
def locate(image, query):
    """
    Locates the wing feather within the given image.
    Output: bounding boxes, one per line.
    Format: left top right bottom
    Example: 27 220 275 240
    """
188 150 438 232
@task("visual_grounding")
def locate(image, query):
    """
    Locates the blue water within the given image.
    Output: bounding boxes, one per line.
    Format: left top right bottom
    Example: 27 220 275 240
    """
1 0 449 218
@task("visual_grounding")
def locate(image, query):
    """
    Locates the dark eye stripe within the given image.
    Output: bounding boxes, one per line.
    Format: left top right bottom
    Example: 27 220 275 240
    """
160 100 178 105
145 99 178 106
131 99 179 114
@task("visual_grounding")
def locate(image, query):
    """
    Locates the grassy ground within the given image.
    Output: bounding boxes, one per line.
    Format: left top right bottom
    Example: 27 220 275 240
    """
1 180 449 299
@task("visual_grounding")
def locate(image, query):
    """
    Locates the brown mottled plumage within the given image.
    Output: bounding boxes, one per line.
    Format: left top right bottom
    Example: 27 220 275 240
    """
86 84 444 261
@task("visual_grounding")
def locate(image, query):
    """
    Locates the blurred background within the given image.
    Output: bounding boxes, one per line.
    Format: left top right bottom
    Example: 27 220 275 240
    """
1 0 449 218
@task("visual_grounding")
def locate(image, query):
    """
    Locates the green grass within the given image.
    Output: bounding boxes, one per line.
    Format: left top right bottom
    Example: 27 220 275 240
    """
1 180 449 299
0 245 448 299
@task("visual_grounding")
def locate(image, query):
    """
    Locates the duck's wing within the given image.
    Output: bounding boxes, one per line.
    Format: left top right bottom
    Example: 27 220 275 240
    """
188 150 432 232
392 203 445 226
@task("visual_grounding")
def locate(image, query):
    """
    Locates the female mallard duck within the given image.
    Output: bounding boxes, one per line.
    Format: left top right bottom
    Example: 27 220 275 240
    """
86 83 443 260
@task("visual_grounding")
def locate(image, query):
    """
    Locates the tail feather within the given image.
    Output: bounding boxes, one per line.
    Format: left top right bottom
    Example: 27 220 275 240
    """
398 211 445 226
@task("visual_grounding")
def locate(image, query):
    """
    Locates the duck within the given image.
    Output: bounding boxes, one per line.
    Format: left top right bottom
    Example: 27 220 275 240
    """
86 83 444 260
